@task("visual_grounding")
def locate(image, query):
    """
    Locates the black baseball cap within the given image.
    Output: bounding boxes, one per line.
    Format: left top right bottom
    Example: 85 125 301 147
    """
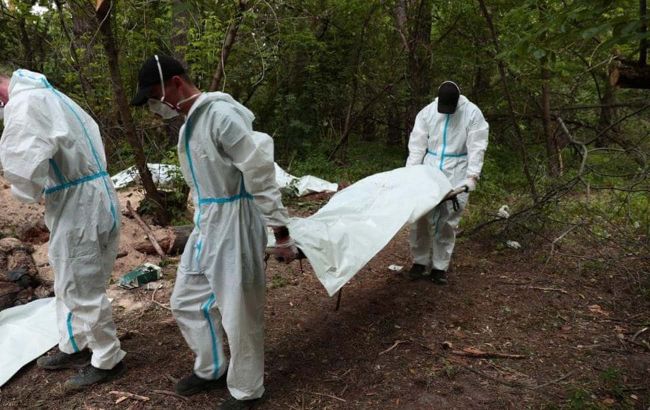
131 55 186 106
437 81 460 114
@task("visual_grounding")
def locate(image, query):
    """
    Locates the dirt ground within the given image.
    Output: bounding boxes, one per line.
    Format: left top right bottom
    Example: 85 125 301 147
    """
0 180 648 409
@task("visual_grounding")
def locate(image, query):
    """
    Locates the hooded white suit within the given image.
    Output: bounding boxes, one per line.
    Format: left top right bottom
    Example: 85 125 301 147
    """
170 92 289 400
0 70 124 369
406 95 489 271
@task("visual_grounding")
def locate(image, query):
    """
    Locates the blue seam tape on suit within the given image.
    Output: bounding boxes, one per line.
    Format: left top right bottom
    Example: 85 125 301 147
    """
201 294 220 379
426 149 467 158
66 312 80 353
44 171 108 194
49 159 67 184
439 114 450 170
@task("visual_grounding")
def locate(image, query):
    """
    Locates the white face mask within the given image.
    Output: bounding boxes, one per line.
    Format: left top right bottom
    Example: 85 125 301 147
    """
148 98 178 120
147 55 199 119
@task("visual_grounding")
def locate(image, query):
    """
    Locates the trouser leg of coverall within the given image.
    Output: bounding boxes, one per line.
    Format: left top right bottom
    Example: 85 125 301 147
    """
53 229 126 369
170 271 228 381
409 210 435 267
171 268 265 400
431 193 468 271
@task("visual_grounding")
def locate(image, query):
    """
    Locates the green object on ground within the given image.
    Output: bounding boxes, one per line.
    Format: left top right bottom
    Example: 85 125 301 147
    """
119 263 162 289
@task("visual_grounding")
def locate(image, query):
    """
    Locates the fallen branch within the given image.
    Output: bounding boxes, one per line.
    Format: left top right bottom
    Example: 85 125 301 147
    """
379 340 407 356
451 347 526 360
151 283 171 311
126 200 166 259
150 389 190 402
544 224 579 267
108 391 150 404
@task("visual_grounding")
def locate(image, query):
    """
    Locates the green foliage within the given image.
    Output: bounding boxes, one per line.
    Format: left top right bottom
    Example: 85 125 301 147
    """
0 0 647 254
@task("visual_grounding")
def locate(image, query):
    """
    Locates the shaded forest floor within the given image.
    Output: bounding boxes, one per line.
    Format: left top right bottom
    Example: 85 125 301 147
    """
1 191 649 410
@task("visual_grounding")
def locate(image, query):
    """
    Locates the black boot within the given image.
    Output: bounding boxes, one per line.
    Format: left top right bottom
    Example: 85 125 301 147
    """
64 361 126 392
407 264 427 280
175 372 226 396
430 269 448 285
218 396 264 410
36 349 91 370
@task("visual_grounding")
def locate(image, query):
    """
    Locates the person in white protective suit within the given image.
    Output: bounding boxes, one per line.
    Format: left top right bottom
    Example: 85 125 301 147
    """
406 81 489 284
131 55 298 409
0 69 125 390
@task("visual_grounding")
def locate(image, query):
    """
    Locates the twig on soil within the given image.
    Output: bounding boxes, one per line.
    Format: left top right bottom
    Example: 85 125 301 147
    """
299 390 346 403
379 340 407 356
632 327 649 342
543 224 579 268
450 347 526 360
150 389 190 402
339 384 349 397
526 286 569 295
151 283 171 310
108 391 150 404
576 312 649 326
496 282 569 295
126 200 166 259
625 338 650 352
458 363 527 388
532 371 575 390
441 342 524 359
325 368 353 382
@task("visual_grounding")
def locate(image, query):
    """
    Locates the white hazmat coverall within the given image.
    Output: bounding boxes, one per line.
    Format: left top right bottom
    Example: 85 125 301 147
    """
406 95 489 271
170 92 289 400
0 70 124 369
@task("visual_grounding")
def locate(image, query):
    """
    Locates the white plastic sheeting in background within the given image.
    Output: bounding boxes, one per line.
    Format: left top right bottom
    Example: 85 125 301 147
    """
0 297 58 387
111 163 181 189
274 163 338 197
286 165 452 296
111 163 338 197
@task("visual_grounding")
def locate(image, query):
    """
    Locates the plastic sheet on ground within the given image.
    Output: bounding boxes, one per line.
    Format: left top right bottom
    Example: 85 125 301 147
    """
284 165 452 296
274 163 339 197
0 297 57 387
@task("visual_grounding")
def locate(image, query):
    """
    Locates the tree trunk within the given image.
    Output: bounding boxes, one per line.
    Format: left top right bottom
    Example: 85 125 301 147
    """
96 0 170 225
209 0 250 92
134 225 193 256
541 63 561 176
641 0 647 66
477 0 539 201
386 102 403 147
395 0 433 133
596 76 618 147
17 15 34 68
53 0 93 105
